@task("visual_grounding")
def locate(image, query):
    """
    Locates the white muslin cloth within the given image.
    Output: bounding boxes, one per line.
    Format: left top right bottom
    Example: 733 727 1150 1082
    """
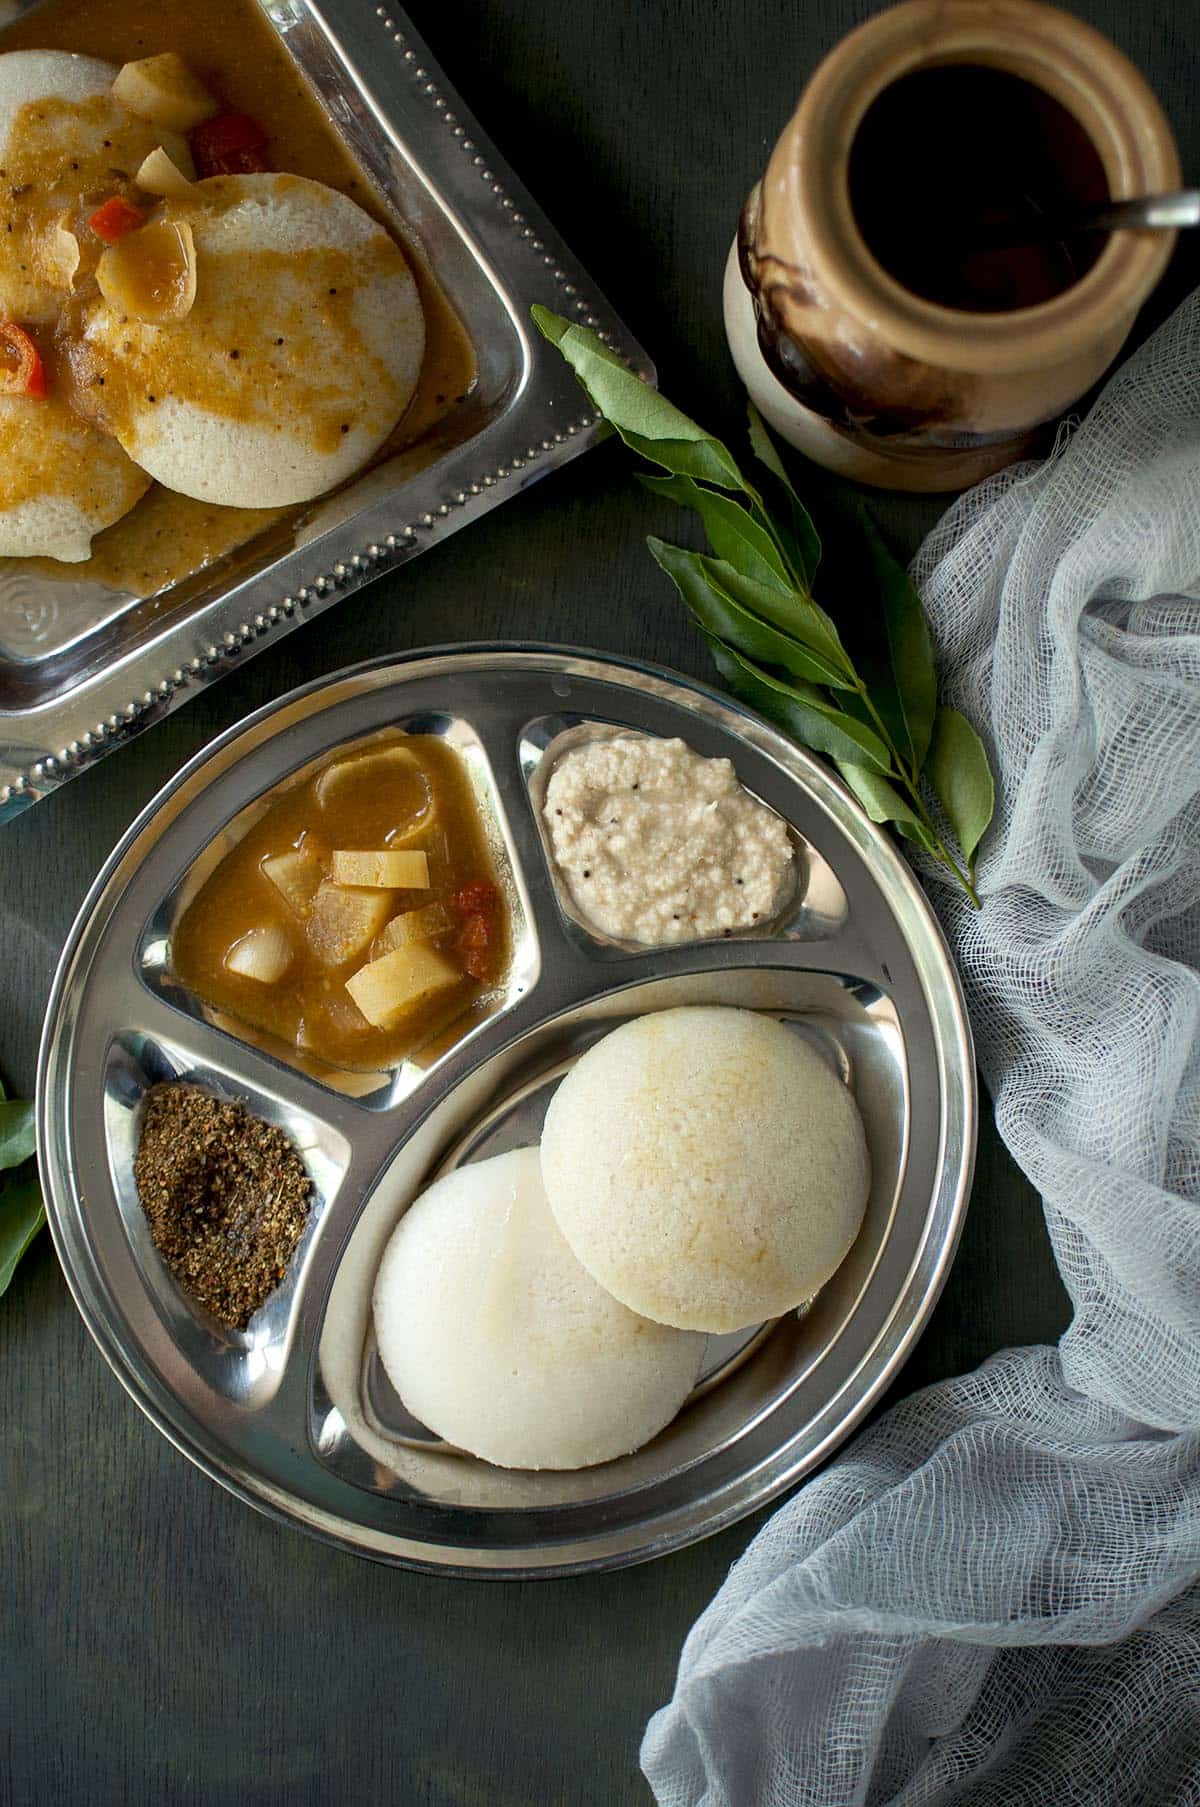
642 289 1200 1806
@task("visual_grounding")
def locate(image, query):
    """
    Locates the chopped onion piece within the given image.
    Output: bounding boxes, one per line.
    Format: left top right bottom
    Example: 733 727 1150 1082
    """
136 145 196 200
96 217 197 325
314 745 434 838
46 213 81 289
224 924 293 983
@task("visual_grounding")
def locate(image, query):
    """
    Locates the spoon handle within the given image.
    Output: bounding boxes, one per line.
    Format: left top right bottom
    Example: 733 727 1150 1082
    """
1085 190 1200 232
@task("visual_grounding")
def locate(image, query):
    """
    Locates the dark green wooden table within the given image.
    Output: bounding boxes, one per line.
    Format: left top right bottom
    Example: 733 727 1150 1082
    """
3 3 1197 1801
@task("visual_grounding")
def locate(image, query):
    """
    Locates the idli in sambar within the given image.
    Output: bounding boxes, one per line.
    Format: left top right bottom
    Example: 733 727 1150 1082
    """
373 1147 705 1471
0 48 191 324
75 172 425 507
0 382 149 560
540 1006 870 1333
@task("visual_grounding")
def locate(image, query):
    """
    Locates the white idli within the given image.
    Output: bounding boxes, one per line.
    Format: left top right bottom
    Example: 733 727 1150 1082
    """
76 172 426 507
373 1146 705 1470
0 386 149 561
540 1006 870 1333
0 50 190 323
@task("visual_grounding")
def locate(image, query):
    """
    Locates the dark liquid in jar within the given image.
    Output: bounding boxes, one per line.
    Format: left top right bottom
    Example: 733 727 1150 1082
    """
849 65 1110 313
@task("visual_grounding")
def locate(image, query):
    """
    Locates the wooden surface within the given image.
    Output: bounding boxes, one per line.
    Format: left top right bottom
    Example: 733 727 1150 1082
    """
3 2 1197 1801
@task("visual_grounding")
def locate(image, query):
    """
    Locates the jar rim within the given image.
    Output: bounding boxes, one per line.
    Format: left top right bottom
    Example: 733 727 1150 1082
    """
771 0 1180 375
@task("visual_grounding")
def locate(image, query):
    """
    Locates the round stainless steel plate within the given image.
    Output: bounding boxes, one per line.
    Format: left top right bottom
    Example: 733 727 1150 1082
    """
38 646 975 1576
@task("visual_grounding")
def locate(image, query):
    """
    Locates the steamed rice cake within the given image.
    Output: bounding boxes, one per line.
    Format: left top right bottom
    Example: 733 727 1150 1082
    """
540 1006 870 1333
373 1147 705 1470
0 50 191 324
0 386 149 560
75 172 425 507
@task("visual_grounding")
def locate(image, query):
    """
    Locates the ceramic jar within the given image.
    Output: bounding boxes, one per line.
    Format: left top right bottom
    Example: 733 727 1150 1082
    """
724 0 1181 491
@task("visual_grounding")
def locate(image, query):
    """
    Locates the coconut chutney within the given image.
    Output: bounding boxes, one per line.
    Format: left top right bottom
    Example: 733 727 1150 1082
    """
542 735 795 945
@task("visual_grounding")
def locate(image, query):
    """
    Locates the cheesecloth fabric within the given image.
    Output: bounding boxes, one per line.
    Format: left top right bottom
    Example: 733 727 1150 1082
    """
641 288 1200 1806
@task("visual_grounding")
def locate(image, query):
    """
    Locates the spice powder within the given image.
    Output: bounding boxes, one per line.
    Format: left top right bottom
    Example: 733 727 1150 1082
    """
134 1081 312 1329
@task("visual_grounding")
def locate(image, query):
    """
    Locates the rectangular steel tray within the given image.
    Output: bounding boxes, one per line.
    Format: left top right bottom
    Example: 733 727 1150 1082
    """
0 0 647 820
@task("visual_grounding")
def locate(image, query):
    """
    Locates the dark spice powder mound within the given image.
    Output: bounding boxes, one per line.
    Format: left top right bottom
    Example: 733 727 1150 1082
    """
134 1082 312 1331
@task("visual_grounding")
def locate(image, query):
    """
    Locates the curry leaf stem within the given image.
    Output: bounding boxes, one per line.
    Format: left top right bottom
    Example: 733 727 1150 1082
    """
853 681 981 906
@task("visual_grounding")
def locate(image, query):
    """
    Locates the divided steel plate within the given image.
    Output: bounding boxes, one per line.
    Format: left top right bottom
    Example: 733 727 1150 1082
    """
39 647 975 1576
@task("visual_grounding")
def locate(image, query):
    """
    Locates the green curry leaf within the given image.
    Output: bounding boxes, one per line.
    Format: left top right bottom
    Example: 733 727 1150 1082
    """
0 1097 35 1169
647 539 849 689
703 637 893 773
535 306 995 904
835 763 928 834
927 705 996 868
639 473 792 592
858 511 937 776
0 1174 45 1298
0 1075 44 1299
532 306 747 490
712 564 854 683
746 402 822 589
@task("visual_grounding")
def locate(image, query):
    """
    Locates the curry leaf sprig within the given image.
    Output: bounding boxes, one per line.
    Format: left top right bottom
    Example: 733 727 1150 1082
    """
0 1076 43 1298
533 307 994 905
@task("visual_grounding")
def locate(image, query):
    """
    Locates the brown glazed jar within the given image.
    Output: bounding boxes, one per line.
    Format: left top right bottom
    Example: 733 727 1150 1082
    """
723 0 1181 491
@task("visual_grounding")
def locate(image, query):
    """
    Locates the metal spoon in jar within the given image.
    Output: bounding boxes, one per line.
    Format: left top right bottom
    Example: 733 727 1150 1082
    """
974 189 1200 249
